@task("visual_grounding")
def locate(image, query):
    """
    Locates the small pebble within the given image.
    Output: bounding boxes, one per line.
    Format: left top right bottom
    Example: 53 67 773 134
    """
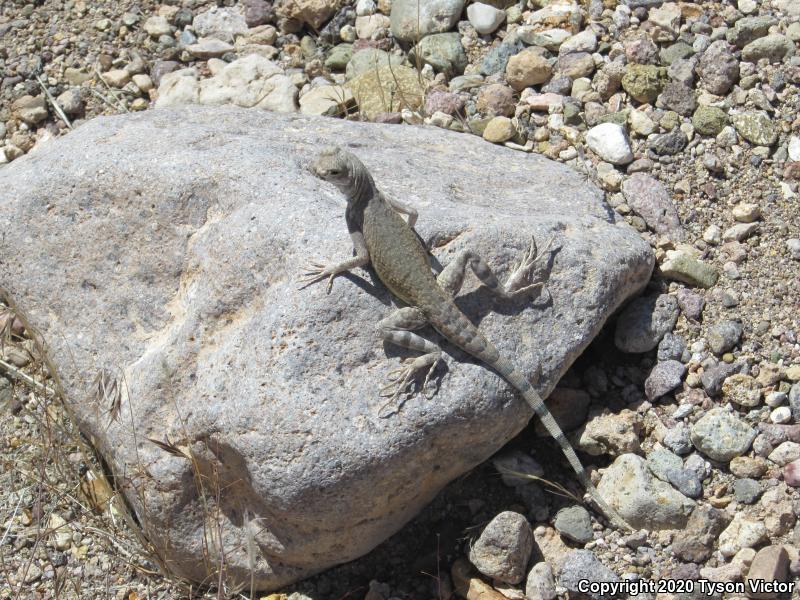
707 320 744 355
664 423 693 455
559 550 620 599
667 468 703 498
787 239 800 260
469 512 533 585
766 391 788 408
785 459 800 487
732 202 761 223
644 359 685 400
730 456 768 479
722 373 761 408
771 406 792 424
585 122 633 165
554 506 594 544
733 478 761 504
483 116 515 143
614 294 679 353
768 441 800 466
526 562 557 600
684 453 711 480
746 546 790 599
467 2 506 35
690 408 757 462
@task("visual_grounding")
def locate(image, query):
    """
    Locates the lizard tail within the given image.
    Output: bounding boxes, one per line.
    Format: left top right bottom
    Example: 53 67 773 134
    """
429 304 632 531
493 354 633 533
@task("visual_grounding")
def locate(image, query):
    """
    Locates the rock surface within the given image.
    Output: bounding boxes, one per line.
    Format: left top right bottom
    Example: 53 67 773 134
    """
671 505 729 563
390 0 466 41
614 293 679 353
621 173 682 237
690 407 757 462
746 545 789 599
558 550 619 599
597 453 695 529
155 55 297 112
0 107 653 591
469 511 533 585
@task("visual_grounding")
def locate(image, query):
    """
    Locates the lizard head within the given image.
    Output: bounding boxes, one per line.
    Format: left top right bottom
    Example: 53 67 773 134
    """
311 145 352 188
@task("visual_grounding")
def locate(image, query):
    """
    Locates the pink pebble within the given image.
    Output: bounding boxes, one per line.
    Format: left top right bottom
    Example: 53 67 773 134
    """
783 458 800 486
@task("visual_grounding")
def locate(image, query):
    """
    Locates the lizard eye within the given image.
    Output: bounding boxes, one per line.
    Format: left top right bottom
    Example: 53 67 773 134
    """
327 168 342 176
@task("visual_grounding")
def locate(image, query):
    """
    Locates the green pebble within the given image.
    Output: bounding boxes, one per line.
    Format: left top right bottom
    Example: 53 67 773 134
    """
733 111 778 146
324 44 353 71
660 111 680 131
692 105 728 136
621 64 667 103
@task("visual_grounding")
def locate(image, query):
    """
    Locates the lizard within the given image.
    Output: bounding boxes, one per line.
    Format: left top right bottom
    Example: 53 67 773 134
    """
300 145 631 532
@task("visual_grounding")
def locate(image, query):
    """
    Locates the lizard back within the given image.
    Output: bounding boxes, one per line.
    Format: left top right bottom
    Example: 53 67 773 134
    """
362 195 443 308
362 195 502 366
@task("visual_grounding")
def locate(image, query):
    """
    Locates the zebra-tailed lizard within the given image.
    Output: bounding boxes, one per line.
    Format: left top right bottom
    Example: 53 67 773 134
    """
301 146 631 532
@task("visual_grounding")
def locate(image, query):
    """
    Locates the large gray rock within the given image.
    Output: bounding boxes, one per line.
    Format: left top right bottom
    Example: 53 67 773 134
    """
0 107 653 591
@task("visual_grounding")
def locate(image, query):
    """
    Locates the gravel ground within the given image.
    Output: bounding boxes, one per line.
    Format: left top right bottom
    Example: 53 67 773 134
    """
2 0 800 598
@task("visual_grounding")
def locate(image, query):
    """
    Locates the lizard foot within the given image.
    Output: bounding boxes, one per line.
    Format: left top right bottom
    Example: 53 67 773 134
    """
504 236 554 297
298 261 337 293
378 354 441 417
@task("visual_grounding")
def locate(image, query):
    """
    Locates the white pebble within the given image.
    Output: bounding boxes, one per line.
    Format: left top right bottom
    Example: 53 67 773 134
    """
355 0 376 16
559 146 578 160
787 239 800 261
585 123 633 165
466 2 506 35
765 391 787 407
732 202 761 223
789 135 800 162
770 406 792 424
548 113 565 130
340 24 356 42
703 224 722 245
737 0 758 13
427 111 453 129
559 30 597 55
768 440 800 465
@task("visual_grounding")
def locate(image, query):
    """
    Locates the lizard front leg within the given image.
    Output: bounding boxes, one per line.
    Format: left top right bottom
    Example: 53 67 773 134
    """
437 237 552 299
300 230 369 293
377 307 443 416
385 194 418 229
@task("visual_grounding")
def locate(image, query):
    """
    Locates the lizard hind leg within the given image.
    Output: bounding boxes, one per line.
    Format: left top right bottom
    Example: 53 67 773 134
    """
503 235 554 296
437 236 553 300
377 307 443 417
